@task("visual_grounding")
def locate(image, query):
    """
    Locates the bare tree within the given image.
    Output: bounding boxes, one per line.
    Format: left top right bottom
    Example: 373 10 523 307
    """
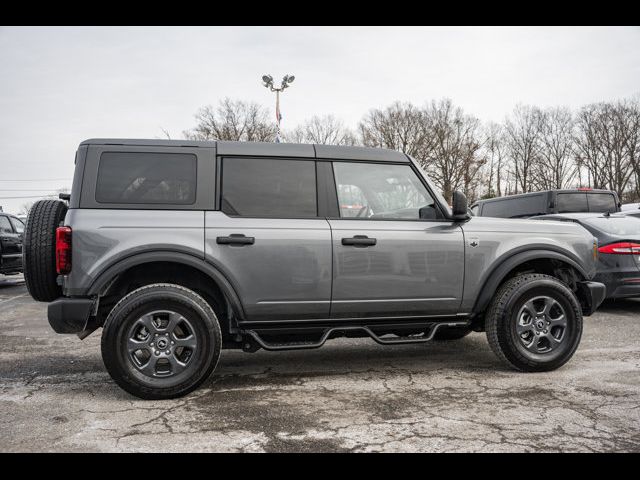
533 106 577 190
421 99 485 202
620 98 640 201
18 202 34 216
482 122 507 198
575 101 635 198
285 115 357 145
184 98 277 142
359 102 429 157
504 105 542 194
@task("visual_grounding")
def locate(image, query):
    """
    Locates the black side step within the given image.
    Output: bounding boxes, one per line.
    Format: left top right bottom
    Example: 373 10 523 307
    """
243 321 469 351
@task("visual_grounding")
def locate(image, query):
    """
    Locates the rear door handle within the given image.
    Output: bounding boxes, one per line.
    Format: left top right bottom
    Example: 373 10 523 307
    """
342 235 377 247
216 234 255 246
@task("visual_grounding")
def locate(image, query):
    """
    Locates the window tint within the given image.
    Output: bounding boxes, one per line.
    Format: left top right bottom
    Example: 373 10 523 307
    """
9 217 24 234
221 158 317 217
587 193 617 213
0 216 12 234
333 162 435 220
96 152 197 204
481 194 547 218
557 193 587 213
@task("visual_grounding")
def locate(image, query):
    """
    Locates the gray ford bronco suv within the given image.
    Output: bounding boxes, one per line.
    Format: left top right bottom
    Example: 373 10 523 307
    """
23 139 606 399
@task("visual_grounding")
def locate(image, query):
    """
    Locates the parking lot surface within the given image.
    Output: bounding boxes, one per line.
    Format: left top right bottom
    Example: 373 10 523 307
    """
1 275 639 452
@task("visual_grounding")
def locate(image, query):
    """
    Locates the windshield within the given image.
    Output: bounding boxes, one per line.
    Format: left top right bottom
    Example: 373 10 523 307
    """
583 216 640 236
409 158 453 217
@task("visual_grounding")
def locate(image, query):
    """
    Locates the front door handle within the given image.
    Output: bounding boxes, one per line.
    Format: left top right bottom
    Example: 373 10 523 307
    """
216 234 255 246
342 235 377 247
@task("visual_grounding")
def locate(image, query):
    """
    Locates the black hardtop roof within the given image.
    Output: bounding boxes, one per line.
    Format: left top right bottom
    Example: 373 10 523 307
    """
79 139 410 163
472 189 618 206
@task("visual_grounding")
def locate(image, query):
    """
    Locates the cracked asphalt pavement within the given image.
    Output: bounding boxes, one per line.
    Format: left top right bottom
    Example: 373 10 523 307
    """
1 275 639 452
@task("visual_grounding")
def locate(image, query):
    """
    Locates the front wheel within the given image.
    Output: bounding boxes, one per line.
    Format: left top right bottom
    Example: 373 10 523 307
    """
486 274 583 372
101 284 222 399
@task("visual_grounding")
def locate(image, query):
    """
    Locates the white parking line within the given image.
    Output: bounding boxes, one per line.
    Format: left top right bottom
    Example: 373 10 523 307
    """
0 293 29 306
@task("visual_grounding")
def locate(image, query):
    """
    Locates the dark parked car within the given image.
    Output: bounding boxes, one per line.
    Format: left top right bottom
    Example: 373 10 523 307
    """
471 189 620 218
535 212 640 299
0 212 25 275
621 203 640 219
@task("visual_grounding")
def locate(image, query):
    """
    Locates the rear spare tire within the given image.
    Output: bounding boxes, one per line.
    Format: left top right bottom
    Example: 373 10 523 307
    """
23 199 68 302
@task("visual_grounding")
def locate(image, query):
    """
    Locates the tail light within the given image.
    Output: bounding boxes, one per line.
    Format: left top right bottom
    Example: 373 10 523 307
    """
55 226 72 274
597 242 640 255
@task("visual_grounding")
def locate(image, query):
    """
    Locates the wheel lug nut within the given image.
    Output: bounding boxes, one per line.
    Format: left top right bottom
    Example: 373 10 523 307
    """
155 350 159 355
165 350 170 354
150 343 154 347
171 341 175 345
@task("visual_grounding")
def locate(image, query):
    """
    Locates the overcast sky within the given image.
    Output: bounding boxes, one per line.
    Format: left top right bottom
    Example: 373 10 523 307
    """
1 26 639 214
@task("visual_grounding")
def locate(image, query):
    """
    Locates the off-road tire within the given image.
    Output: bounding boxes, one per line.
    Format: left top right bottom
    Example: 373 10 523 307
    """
101 284 222 400
23 200 68 301
486 273 583 372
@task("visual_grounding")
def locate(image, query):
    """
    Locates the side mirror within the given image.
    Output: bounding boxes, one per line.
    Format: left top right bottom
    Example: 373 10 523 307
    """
452 191 469 220
419 205 437 220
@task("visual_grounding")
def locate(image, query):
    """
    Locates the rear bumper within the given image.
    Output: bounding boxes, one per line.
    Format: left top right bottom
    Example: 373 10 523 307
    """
594 271 640 299
576 281 607 316
47 297 95 334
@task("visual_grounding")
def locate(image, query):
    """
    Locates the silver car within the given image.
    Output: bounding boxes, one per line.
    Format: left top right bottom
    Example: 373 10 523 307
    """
23 139 606 399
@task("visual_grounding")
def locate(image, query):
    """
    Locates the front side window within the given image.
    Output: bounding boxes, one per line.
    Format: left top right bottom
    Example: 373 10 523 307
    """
9 217 24 234
96 152 197 205
333 162 436 220
0 216 12 234
221 157 317 218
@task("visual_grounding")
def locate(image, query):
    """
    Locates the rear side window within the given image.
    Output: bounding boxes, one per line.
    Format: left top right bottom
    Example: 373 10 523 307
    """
587 193 617 213
221 157 317 217
557 193 587 213
96 152 197 205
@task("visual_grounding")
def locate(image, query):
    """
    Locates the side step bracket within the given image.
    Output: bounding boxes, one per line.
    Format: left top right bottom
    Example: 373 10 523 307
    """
243 321 469 352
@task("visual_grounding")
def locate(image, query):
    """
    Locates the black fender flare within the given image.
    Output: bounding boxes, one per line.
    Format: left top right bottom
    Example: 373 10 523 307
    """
86 250 246 321
472 248 589 314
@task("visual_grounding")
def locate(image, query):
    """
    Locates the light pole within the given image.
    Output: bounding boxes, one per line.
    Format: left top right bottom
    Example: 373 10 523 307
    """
262 74 295 143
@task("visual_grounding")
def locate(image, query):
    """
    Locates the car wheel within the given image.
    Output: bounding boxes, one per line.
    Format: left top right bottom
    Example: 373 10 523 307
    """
101 283 222 400
486 273 583 372
23 200 68 301
433 326 472 341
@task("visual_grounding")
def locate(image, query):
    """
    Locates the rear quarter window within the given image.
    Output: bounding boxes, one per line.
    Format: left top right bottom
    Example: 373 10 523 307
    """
95 152 197 205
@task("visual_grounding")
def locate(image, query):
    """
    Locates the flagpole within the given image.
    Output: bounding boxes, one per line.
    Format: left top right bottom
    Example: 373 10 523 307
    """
276 89 281 143
261 74 295 143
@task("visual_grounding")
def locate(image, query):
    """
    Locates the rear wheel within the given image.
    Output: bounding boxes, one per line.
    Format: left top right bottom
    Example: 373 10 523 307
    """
101 284 222 400
23 200 68 301
486 274 582 372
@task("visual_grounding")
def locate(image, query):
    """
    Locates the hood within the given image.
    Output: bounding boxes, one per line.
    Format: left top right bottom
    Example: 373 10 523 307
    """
463 216 588 236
